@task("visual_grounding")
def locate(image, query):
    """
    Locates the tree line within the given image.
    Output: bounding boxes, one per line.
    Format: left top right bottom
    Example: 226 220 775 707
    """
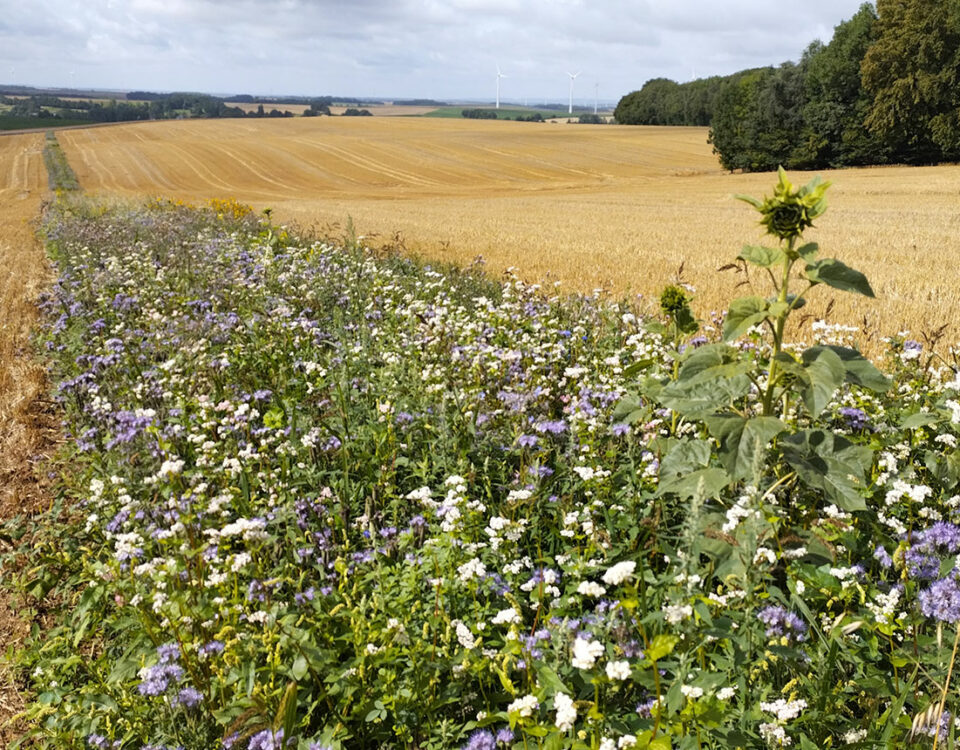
615 1 960 170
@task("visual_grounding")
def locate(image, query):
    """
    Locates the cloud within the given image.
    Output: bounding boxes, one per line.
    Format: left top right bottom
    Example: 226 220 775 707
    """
0 0 871 100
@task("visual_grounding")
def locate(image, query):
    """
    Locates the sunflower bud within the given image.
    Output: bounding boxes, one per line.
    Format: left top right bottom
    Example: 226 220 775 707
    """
738 166 830 242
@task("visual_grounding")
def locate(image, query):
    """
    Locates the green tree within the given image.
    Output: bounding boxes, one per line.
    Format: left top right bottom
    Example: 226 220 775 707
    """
799 4 884 167
861 0 960 162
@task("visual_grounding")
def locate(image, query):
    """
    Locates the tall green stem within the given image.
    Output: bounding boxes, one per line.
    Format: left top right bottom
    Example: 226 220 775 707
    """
761 237 797 416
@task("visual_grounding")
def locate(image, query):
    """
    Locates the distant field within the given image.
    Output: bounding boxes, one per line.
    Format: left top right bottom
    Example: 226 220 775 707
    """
224 103 441 117
423 105 570 119
0 116 90 131
56 117 960 350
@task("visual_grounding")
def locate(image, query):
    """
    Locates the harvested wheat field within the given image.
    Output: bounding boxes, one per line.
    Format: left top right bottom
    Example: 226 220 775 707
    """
58 117 960 349
0 132 55 745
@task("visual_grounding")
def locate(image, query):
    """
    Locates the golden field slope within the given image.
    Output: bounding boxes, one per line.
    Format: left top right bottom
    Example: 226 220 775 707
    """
0 133 56 745
58 117 960 350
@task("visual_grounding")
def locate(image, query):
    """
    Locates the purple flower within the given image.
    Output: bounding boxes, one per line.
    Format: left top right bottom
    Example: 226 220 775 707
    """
905 523 960 580
610 422 631 437
174 686 203 709
837 406 868 430
517 434 539 448
919 577 960 623
247 729 289 750
874 545 893 569
757 605 807 643
462 729 496 750
137 662 184 696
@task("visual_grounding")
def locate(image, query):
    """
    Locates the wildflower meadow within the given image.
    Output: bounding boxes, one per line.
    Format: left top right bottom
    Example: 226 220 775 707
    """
10 174 960 749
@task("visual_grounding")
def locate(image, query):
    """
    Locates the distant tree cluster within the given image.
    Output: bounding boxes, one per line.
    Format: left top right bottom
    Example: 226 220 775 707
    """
461 108 499 119
616 1 960 171
342 108 373 117
576 113 607 124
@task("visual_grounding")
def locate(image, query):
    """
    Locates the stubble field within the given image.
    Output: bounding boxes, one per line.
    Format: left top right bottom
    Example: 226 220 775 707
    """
56 117 960 349
0 132 53 746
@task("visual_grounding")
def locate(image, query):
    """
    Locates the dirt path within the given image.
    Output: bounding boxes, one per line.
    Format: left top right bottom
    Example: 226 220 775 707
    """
0 133 55 744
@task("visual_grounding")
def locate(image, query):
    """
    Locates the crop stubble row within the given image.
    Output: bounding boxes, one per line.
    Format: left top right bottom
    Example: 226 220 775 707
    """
57 117 960 351
0 132 53 744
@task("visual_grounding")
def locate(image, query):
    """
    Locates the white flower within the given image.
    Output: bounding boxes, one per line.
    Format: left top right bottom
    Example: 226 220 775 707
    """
554 691 577 732
618 736 637 749
605 660 631 681
663 603 693 625
761 698 807 721
492 607 521 625
843 728 867 744
680 685 703 699
571 637 604 669
577 581 606 597
507 694 539 717
599 739 616 750
602 560 636 585
457 558 486 583
717 686 736 700
759 722 790 746
453 620 476 649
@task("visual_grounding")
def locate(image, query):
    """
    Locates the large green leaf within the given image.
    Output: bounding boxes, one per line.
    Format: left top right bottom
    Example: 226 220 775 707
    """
804 258 875 297
901 411 938 429
657 467 731 500
722 296 770 341
704 414 787 480
779 429 872 511
738 244 785 268
819 345 891 392
795 242 819 262
676 343 743 382
660 439 713 477
799 346 846 417
659 376 752 419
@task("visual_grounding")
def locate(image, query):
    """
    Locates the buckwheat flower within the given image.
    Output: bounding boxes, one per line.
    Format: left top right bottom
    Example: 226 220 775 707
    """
618 736 637 749
843 728 867 743
454 620 476 649
602 560 636 585
759 722 790 746
599 739 616 750
492 607 521 625
761 698 807 721
605 660 631 681
507 694 539 717
717 686 736 700
577 581 606 597
554 691 577 732
572 637 604 669
663 602 693 625
680 685 703 699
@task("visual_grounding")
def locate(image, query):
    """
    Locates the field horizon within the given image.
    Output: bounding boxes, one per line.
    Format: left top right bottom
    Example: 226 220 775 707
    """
54 116 960 354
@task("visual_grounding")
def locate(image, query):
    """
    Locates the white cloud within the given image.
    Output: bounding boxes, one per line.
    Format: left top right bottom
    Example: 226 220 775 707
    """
0 0 871 100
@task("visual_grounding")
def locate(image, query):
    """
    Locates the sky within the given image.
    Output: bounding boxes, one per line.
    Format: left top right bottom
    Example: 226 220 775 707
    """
2 0 872 104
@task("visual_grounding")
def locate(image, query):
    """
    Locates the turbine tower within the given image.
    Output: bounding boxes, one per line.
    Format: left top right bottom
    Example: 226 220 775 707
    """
496 65 507 109
567 71 580 114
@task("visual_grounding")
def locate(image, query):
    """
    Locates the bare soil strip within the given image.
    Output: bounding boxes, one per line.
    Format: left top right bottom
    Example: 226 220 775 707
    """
0 133 54 745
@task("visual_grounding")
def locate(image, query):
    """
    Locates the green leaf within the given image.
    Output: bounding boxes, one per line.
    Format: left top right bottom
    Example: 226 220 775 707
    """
659 376 752 419
535 664 568 695
738 244 785 267
660 439 712 477
902 411 938 429
804 258 875 297
645 634 680 662
796 242 819 261
820 345 890 392
676 343 743 382
779 429 871 511
799 346 846 417
291 656 308 681
657 467 730 500
722 296 770 340
704 414 787 480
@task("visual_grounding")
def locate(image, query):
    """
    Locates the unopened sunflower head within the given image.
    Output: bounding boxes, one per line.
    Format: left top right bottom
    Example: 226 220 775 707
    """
738 166 831 241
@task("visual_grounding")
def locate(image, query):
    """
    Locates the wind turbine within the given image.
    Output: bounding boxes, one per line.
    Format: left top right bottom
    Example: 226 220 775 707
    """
594 82 599 115
567 71 580 114
496 65 507 109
